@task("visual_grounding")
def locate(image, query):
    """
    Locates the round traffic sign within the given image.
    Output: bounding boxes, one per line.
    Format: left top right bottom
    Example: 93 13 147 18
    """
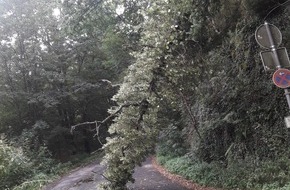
272 68 290 88
255 23 282 49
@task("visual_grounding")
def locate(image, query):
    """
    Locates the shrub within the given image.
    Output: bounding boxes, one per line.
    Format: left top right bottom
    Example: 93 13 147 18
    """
13 173 53 190
156 154 290 190
0 138 31 189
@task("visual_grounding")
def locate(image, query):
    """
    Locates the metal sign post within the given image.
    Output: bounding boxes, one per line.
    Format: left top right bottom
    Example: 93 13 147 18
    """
285 89 290 110
255 22 290 128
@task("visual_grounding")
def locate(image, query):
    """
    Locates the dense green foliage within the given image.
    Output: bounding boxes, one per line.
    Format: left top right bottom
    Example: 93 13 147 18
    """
0 138 31 189
0 0 131 161
2 0 290 189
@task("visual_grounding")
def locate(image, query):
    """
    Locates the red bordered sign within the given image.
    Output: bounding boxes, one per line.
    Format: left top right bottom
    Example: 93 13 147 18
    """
273 68 290 88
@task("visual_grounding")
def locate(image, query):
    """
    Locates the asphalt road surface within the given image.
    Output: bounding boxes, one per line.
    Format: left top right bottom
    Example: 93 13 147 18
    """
44 158 188 190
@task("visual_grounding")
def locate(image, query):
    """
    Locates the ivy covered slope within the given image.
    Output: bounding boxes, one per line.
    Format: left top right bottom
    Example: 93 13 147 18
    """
101 0 290 190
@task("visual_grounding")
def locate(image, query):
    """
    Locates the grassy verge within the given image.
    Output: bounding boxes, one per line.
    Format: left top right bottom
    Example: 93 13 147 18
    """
156 154 290 190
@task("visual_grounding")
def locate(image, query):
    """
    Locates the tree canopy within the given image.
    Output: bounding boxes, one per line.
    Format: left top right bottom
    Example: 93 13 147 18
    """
0 0 132 162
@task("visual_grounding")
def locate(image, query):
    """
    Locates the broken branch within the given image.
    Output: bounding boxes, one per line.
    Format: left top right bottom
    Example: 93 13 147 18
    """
70 102 141 145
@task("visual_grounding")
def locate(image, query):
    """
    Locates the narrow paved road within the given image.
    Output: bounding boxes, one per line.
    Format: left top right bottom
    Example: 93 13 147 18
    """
128 159 188 190
44 158 188 190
